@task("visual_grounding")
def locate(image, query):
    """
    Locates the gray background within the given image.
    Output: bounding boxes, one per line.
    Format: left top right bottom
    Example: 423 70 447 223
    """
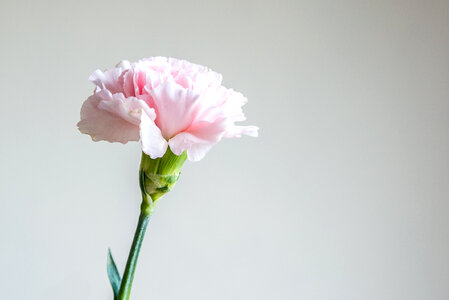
1 0 448 299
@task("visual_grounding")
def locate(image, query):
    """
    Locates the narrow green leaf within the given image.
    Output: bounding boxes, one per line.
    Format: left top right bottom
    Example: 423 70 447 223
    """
107 248 122 300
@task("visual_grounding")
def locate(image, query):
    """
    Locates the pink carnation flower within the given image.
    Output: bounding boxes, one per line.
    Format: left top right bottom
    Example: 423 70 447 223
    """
77 57 258 161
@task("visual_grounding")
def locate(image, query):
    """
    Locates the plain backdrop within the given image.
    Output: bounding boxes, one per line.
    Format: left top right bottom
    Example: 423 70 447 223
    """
1 0 448 299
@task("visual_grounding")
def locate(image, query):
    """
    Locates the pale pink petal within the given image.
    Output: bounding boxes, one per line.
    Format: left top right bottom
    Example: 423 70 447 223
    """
77 94 139 143
169 119 227 161
89 68 126 94
221 89 248 122
97 92 154 126
140 110 168 159
149 81 201 139
169 133 214 162
174 69 222 93
122 68 136 97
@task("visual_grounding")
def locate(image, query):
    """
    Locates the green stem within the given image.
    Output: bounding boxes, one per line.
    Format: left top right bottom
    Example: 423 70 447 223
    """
117 211 151 300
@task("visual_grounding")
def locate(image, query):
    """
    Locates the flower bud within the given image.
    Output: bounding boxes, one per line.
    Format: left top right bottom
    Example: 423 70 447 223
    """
139 147 187 214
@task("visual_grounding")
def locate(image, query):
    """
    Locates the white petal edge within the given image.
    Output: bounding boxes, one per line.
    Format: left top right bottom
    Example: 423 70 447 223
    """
224 125 259 138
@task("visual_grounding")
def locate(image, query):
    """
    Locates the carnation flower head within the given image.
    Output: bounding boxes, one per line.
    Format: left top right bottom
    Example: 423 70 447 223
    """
78 57 258 162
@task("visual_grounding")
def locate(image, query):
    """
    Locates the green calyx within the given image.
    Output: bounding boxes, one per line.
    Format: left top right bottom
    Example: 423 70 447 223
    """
139 147 187 215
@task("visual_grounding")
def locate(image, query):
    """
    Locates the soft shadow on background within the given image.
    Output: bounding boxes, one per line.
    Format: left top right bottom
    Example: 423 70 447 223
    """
1 0 448 299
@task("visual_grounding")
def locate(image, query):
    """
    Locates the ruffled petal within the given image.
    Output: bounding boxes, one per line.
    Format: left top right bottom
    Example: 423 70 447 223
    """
224 125 259 138
77 93 140 143
140 110 168 159
169 119 227 161
221 89 248 122
89 67 126 94
96 91 153 126
169 133 214 162
149 81 202 139
199 86 257 139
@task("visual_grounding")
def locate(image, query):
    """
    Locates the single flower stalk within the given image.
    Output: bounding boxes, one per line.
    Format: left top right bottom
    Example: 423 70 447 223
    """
116 148 187 300
78 57 258 300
